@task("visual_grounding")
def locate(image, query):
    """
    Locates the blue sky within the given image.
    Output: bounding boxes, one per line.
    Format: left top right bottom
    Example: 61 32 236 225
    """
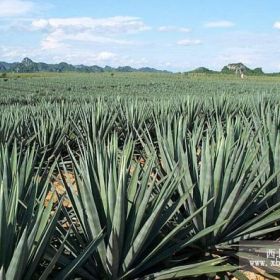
1 0 280 72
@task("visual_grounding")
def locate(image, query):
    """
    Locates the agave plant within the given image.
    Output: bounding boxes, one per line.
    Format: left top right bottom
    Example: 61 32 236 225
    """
254 104 280 205
0 142 65 279
0 113 20 146
72 103 118 145
155 117 280 278
57 135 232 279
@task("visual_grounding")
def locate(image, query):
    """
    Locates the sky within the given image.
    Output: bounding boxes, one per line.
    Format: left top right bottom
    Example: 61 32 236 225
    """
0 0 280 72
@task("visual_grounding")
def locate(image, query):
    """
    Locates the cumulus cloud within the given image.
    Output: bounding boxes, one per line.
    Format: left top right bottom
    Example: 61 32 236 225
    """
61 51 118 64
32 16 150 34
158 26 191 33
204 20 235 28
41 35 67 50
177 39 202 46
32 16 150 50
95 51 116 61
40 30 134 50
274 22 280 29
0 0 34 17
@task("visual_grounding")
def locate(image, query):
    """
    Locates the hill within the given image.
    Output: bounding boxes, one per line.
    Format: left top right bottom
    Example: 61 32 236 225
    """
221 63 264 75
0 58 170 74
188 67 218 74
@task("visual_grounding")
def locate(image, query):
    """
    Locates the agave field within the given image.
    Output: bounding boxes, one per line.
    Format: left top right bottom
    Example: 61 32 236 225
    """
1 72 280 279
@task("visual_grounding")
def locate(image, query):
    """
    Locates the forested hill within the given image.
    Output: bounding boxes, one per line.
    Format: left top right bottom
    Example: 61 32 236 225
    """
0 57 170 73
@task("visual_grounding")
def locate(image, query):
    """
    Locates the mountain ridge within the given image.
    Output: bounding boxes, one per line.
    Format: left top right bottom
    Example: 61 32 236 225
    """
0 58 278 75
0 57 170 74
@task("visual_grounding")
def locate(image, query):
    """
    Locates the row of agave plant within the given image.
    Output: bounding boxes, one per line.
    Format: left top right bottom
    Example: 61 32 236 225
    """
1 97 280 279
0 96 278 151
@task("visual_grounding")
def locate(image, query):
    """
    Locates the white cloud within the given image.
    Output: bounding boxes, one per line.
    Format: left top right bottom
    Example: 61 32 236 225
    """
32 16 150 50
204 20 235 28
177 39 202 46
95 51 116 61
274 22 280 29
40 30 134 50
32 19 49 29
41 35 67 50
61 51 118 64
158 26 191 33
0 0 34 17
32 16 150 34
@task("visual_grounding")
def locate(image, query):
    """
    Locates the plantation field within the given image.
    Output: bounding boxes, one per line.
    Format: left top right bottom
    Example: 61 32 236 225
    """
1 72 280 103
1 72 280 279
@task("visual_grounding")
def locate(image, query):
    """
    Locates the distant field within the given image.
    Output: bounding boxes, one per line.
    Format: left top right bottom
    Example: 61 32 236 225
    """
1 72 280 104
